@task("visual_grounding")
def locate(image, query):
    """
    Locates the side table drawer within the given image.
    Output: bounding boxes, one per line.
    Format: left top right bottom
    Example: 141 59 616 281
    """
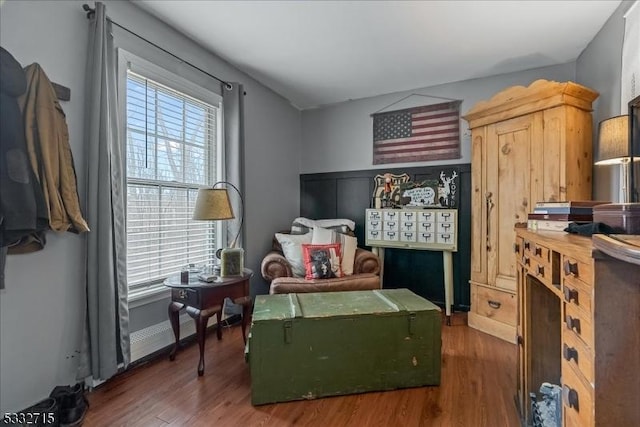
172 287 201 308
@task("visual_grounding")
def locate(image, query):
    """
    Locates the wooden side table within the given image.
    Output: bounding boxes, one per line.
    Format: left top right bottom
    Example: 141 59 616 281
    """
164 268 253 376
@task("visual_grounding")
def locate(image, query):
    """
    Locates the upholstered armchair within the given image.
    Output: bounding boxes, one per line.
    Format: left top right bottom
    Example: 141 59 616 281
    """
261 232 381 294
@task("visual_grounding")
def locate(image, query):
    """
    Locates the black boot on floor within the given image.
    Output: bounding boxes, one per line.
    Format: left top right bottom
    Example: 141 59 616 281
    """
49 383 88 427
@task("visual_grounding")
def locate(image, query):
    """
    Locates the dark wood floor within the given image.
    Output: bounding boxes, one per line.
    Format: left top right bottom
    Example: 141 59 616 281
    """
85 313 520 426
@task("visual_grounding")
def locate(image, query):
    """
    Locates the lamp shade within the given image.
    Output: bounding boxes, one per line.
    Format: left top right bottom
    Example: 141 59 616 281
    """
192 188 235 220
595 115 630 165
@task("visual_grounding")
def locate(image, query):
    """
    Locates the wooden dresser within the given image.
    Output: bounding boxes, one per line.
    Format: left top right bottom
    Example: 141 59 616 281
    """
463 80 598 342
515 228 640 426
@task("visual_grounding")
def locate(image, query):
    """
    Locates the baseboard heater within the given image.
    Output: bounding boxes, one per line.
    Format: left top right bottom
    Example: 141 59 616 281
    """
130 313 197 362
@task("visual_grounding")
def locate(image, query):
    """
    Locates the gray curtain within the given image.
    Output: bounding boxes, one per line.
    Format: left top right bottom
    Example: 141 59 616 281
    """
223 83 245 248
78 2 130 381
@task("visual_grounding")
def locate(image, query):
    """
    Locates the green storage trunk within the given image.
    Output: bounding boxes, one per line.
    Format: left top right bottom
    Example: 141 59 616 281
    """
247 288 441 405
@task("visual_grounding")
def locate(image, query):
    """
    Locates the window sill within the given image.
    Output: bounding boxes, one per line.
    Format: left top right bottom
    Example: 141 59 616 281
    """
128 283 171 308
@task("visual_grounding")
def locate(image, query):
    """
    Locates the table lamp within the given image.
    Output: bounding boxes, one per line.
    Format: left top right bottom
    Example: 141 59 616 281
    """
193 181 244 275
595 115 630 203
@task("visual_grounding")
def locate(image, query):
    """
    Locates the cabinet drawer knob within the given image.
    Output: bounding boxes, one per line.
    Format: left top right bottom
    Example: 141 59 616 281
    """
564 260 579 276
536 265 545 276
562 385 580 411
513 243 520 253
522 256 530 266
524 240 530 251
563 287 578 304
565 315 581 334
487 300 502 309
534 245 542 256
563 343 579 363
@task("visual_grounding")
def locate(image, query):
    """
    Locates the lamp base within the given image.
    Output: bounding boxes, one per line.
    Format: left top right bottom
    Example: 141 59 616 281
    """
220 247 244 276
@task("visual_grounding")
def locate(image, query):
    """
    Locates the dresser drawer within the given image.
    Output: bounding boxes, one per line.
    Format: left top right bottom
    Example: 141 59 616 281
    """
514 236 524 259
473 286 516 327
562 361 594 427
562 255 594 286
400 221 417 232
367 220 382 231
562 326 594 385
437 211 455 223
564 302 594 350
383 210 399 221
383 220 399 231
528 259 551 287
526 242 550 266
417 211 436 223
562 276 592 317
367 229 382 241
437 222 454 233
436 232 455 245
366 209 382 221
417 232 435 244
400 211 416 222
400 231 417 242
382 230 399 241
418 222 435 232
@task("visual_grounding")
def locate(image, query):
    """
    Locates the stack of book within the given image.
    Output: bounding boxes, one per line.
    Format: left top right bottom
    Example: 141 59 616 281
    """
527 201 609 231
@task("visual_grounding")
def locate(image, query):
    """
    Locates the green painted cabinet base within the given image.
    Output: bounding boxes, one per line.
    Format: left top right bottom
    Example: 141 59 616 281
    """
248 289 441 405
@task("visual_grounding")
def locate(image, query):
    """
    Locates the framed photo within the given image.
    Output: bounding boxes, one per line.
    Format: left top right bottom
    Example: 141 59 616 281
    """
221 248 244 276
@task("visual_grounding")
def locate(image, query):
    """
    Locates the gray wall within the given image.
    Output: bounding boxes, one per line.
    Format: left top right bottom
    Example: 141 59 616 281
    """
577 0 635 201
301 63 576 174
0 0 300 413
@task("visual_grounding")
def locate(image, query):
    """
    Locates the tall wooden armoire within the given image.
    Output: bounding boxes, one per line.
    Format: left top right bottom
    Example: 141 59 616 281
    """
462 80 598 342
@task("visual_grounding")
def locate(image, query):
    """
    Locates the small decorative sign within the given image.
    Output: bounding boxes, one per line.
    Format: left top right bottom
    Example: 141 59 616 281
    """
398 169 459 208
372 173 410 208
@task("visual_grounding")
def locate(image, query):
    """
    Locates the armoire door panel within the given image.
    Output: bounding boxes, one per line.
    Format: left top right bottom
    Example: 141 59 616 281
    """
541 107 563 202
487 115 538 289
470 129 487 284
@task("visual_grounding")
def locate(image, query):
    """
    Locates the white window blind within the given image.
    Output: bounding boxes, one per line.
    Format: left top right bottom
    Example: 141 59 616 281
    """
125 70 219 289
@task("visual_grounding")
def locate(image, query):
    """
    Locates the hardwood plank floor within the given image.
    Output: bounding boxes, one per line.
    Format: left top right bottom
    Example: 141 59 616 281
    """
85 313 520 426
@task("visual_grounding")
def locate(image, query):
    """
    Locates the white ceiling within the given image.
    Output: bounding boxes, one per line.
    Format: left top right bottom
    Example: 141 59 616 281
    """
133 0 622 110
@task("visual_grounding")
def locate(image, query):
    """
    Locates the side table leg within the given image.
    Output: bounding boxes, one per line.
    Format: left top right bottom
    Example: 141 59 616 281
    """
168 301 184 361
443 250 454 326
215 310 222 341
241 301 252 345
187 307 207 376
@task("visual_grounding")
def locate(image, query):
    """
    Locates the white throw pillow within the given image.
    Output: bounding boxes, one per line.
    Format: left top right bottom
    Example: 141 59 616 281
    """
275 232 313 277
312 227 357 275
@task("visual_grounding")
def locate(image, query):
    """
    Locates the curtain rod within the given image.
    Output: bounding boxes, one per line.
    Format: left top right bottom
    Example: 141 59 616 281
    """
82 4 232 90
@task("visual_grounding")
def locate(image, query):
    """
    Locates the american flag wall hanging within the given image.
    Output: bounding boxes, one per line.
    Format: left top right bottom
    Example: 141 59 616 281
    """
372 100 461 164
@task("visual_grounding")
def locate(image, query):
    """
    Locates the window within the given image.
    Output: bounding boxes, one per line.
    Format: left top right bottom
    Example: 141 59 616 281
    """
124 62 221 294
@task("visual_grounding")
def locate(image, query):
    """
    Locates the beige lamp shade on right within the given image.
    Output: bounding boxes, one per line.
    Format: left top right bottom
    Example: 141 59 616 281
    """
595 115 629 165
